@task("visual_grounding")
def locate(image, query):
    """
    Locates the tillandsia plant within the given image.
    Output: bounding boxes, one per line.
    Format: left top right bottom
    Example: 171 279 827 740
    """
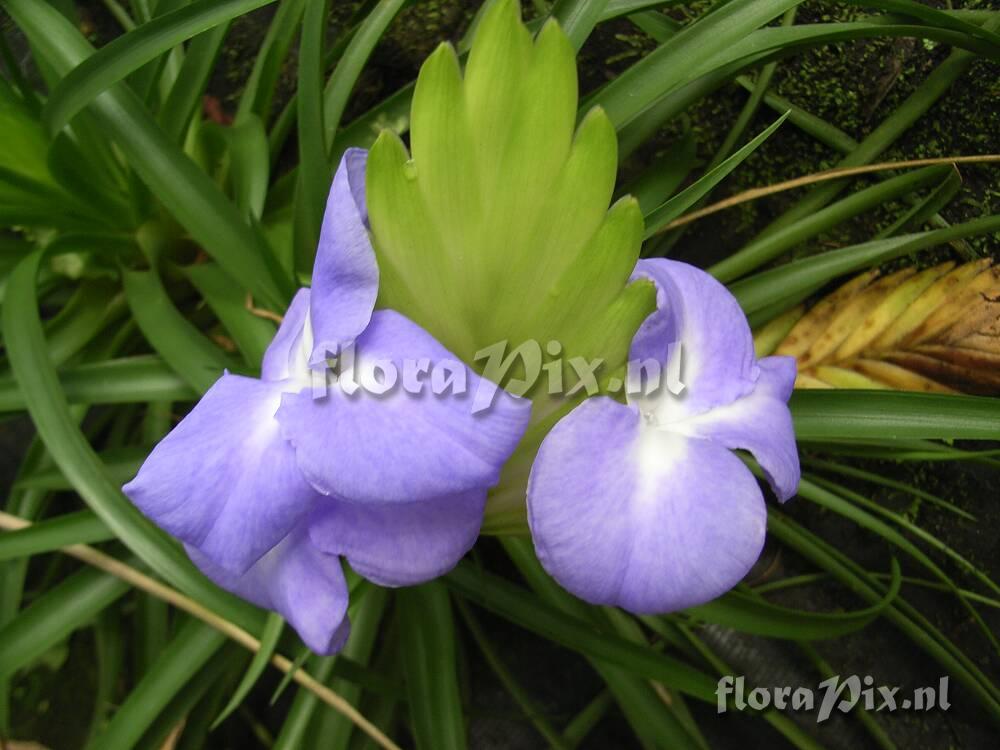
122 0 799 652
2 0 1000 748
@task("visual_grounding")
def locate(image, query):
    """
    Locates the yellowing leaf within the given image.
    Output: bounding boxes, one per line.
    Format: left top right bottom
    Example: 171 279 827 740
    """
763 260 1000 394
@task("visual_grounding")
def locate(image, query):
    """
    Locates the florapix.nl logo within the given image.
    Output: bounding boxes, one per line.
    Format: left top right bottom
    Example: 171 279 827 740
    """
717 675 951 723
305 338 685 413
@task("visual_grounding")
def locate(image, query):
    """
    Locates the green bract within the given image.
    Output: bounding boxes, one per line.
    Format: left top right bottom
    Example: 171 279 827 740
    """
367 0 655 396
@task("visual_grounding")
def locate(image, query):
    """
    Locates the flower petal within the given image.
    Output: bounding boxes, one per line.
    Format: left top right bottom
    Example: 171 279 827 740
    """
527 397 767 613
630 259 758 419
343 147 369 224
278 309 532 503
310 148 379 363
123 374 321 575
260 288 312 382
676 355 800 502
308 491 485 586
187 525 350 654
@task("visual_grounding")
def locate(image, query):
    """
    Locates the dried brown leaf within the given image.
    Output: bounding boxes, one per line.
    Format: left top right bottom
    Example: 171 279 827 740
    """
763 259 1000 394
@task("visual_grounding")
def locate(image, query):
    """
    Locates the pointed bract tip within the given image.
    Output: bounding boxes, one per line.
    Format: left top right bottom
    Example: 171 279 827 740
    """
370 128 408 156
610 194 642 215
426 40 460 68
485 0 522 26
572 105 617 157
416 41 463 92
537 16 569 43
580 104 610 125
610 195 644 236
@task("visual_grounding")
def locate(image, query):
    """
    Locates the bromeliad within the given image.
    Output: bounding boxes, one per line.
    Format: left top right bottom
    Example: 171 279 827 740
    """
125 0 799 653
364 0 800 614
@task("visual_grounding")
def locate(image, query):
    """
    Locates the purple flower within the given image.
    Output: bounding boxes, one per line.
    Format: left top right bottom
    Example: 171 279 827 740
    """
526 259 800 613
123 150 531 653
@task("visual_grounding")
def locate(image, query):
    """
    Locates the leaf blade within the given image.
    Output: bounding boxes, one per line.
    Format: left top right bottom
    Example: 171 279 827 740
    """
42 0 277 134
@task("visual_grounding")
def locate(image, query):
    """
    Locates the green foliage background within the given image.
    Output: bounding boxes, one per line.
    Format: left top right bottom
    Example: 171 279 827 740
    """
0 0 998 748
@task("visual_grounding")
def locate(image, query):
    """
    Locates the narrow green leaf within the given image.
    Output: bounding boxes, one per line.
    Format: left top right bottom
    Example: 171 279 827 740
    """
212 612 284 728
2 251 264 633
0 441 52 734
694 22 1000 79
295 0 331 268
848 0 1000 51
456 598 570 749
877 168 963 239
648 7 796 256
0 30 42 111
644 111 788 237
687 558 901 639
89 619 226 750
44 280 128 367
800 482 1000 661
47 131 135 222
123 0 180 107
802 439 1000 463
562 691 613 748
43 0 278 134
226 113 270 220
620 129 696 215
590 0 801 130
135 592 170 681
398 582 466 750
744 75 859 154
135 645 241 750
447 562 718 703
730 214 1000 314
90 607 125 744
327 80 414 163
5 0 290 307
236 0 306 125
0 356 196 412
796 641 898 750
665 620 828 750
709 166 951 282
733 28 996 267
709 9 794 170
123 266 235 393
0 511 114 561
616 18 996 159
271 653 337 749
0 566 129 681
160 21 231 142
792 390 1000 442
600 0 686 21
550 0 610 51
628 7 682 41
805 457 975 521
185 262 276 368
288 587 390 748
804 475 1000 603
769 511 1000 719
501 538 710 749
323 0 408 149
